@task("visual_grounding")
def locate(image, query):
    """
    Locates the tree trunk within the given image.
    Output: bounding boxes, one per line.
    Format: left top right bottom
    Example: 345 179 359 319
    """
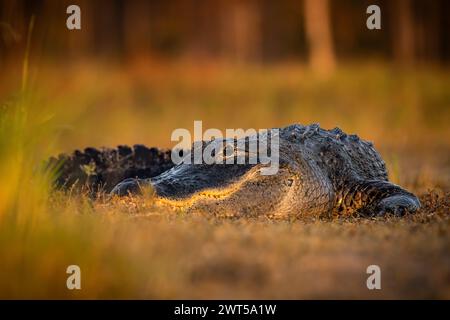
392 0 415 65
304 0 336 75
221 0 262 64
123 0 152 58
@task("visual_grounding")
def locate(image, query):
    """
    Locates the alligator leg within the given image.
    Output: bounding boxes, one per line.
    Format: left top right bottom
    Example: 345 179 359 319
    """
336 180 420 216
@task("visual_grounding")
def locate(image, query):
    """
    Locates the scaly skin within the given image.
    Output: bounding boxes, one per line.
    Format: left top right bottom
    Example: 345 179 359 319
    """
48 145 174 194
53 124 420 217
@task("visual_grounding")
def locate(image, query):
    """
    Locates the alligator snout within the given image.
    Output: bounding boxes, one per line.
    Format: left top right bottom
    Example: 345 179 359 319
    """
110 178 143 196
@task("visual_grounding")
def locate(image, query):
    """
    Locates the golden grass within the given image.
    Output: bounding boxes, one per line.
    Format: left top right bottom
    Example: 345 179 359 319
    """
0 190 448 299
0 60 449 299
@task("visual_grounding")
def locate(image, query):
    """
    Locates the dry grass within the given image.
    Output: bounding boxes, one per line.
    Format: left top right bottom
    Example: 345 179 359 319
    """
0 189 448 299
0 61 449 299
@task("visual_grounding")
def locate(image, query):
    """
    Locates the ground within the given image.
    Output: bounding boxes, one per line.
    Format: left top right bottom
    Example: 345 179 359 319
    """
0 62 449 298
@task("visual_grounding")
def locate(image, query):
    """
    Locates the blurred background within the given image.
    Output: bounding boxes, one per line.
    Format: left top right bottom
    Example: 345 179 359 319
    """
0 0 449 299
2 0 450 66
0 0 449 186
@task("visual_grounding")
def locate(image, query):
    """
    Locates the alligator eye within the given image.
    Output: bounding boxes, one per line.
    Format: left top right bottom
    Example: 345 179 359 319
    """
224 144 234 156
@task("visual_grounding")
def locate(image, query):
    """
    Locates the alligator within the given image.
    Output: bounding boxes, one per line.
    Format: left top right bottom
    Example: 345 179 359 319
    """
49 124 420 217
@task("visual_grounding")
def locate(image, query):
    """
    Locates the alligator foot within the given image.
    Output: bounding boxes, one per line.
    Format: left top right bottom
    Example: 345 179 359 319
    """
339 180 421 217
375 194 421 216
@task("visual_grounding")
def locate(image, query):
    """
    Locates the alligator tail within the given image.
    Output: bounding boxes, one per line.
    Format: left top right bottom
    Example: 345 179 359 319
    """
46 145 175 194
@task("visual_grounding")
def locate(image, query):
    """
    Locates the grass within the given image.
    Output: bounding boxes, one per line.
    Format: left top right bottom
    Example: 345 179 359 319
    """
0 60 449 298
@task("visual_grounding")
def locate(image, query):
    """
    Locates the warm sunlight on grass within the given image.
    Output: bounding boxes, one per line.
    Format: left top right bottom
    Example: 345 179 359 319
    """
0 59 449 298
